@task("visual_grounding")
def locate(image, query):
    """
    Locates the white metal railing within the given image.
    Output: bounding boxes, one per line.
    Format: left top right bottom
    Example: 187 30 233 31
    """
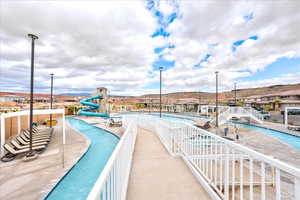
131 115 300 200
210 107 264 126
87 120 137 200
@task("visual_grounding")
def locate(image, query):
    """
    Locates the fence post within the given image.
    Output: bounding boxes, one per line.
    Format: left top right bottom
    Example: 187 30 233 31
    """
295 177 300 200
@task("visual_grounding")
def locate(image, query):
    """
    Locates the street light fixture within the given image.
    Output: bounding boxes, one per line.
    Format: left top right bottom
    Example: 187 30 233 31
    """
27 33 38 158
159 66 163 118
50 73 54 128
215 71 219 128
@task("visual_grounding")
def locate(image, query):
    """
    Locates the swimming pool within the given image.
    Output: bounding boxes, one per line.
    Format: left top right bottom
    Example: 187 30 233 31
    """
120 113 196 125
46 118 119 200
235 122 300 150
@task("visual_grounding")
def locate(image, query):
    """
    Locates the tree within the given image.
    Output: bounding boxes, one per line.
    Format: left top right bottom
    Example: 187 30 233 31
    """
263 105 272 111
236 100 245 107
273 99 282 111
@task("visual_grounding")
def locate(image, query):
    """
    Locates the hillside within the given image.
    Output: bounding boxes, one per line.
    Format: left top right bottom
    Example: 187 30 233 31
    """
139 83 300 101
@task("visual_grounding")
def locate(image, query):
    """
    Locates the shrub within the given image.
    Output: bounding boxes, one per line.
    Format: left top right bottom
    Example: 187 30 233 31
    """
263 105 272 111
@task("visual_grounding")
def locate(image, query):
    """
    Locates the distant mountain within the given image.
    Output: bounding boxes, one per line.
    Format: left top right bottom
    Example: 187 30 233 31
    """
59 93 90 97
138 83 300 100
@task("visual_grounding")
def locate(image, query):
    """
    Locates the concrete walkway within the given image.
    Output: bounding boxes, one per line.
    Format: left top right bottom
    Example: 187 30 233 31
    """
0 119 90 200
126 128 211 200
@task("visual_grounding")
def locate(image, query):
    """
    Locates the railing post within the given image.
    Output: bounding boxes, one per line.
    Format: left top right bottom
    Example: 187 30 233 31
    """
0 115 5 156
295 177 300 200
224 145 229 200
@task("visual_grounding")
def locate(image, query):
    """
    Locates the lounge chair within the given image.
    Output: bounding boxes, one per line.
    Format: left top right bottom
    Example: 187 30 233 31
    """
23 131 51 139
23 129 51 137
32 126 51 133
19 134 50 143
1 143 46 162
108 119 122 127
16 136 49 146
195 121 211 130
10 139 48 150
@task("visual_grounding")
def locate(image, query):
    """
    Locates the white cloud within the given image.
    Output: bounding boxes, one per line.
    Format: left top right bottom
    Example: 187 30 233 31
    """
0 0 157 95
0 0 299 96
162 0 300 92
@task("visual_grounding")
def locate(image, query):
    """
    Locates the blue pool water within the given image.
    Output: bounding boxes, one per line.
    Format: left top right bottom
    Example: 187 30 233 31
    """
149 113 196 124
235 123 300 150
46 118 119 200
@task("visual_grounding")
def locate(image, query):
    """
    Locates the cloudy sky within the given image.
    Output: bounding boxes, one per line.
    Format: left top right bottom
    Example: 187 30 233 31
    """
0 0 300 96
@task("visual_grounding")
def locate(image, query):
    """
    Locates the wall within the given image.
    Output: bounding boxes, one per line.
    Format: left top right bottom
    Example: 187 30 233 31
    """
2 114 61 140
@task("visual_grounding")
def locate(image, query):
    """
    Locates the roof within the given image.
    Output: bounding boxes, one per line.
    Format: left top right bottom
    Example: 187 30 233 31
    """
243 90 300 99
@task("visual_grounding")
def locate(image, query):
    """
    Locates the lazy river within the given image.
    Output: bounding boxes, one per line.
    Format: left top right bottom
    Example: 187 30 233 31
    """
46 118 119 200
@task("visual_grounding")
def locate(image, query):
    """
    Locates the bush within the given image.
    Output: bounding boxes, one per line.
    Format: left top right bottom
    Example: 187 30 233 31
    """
263 105 272 111
236 101 245 106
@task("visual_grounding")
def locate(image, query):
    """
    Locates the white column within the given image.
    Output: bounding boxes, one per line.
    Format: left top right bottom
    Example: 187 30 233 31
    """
17 115 21 134
0 115 5 156
295 177 300 200
285 107 288 128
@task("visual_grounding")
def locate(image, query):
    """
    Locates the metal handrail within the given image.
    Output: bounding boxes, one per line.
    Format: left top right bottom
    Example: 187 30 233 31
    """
87 120 137 200
135 116 300 200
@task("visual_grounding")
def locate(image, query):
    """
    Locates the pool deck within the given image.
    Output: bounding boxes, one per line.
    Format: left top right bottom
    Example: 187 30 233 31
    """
75 116 124 137
126 128 211 200
0 119 90 200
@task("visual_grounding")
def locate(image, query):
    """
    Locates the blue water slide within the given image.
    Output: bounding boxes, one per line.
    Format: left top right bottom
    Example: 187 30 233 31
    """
78 94 109 118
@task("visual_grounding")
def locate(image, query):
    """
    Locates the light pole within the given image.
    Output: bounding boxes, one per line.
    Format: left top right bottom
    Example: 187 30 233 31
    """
27 33 38 157
234 82 237 105
50 73 54 128
159 66 163 118
215 71 219 128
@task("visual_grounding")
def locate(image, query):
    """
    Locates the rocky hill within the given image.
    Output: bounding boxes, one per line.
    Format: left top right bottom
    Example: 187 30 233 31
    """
139 83 300 101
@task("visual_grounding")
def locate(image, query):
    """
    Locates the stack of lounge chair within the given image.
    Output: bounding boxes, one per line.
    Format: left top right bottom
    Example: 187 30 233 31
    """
1 126 53 162
108 118 122 127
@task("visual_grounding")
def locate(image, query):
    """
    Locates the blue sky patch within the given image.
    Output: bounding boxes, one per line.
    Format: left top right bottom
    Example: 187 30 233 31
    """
237 57 300 81
151 28 170 37
194 54 212 68
249 35 258 40
153 57 175 71
243 12 254 21
233 40 245 46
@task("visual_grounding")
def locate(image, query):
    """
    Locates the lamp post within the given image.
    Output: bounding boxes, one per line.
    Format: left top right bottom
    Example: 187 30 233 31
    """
234 82 237 105
215 71 219 128
27 33 38 157
50 73 54 128
159 66 163 118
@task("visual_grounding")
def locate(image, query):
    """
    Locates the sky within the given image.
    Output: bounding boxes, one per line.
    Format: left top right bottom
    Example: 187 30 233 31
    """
0 0 300 96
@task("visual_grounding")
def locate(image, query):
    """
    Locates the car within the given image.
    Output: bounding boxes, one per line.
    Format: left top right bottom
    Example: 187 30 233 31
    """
260 111 271 119
281 109 300 115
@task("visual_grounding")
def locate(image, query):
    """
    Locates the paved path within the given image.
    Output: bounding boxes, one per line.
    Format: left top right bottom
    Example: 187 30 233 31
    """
0 119 90 200
126 128 211 200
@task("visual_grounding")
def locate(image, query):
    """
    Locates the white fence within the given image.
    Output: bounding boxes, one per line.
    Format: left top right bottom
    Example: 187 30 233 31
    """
211 106 264 126
130 115 300 200
87 121 137 200
87 114 300 200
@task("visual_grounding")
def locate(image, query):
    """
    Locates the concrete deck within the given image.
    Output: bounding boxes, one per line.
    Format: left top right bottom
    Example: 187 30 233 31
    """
126 128 211 200
75 116 124 137
0 119 90 200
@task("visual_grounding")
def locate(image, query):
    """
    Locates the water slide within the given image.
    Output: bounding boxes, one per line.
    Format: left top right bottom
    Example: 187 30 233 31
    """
78 94 109 118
